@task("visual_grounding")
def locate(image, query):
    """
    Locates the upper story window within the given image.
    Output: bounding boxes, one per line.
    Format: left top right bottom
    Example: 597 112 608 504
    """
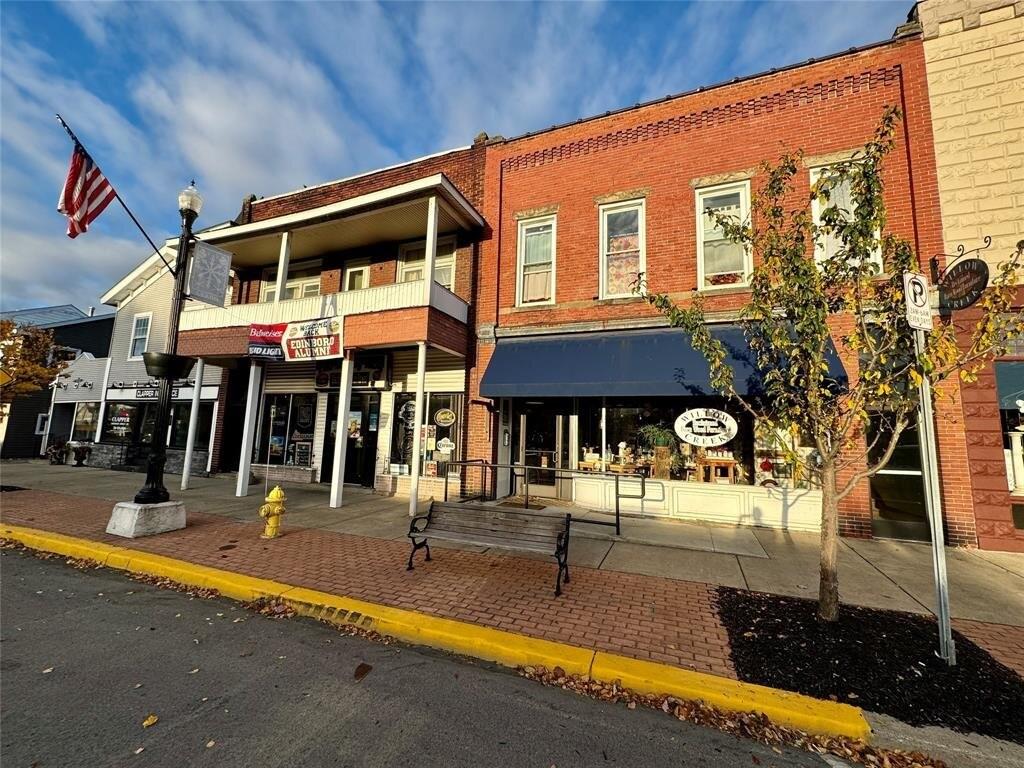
129 313 151 359
810 165 883 274
343 261 370 291
600 200 645 299
260 264 322 303
696 181 751 290
398 237 456 291
516 215 556 306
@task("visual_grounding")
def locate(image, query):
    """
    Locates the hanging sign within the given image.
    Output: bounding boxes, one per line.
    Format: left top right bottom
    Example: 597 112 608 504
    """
248 323 287 360
674 408 738 447
282 316 343 361
903 271 933 332
187 242 233 307
939 258 988 312
434 408 456 427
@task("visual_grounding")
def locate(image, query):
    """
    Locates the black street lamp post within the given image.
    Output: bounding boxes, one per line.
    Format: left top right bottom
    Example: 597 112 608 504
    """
134 182 203 505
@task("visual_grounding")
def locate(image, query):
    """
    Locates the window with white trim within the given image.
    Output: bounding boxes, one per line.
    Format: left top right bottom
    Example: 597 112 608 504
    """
35 413 48 435
696 181 751 290
129 313 151 359
398 237 456 291
260 265 322 302
343 261 370 291
516 215 556 305
810 165 883 273
600 200 645 299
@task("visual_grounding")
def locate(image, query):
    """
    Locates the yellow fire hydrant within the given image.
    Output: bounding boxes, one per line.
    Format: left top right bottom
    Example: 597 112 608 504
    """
258 485 286 539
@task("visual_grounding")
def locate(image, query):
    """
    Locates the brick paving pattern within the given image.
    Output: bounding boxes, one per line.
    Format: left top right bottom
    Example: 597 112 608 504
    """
952 619 1024 678
0 490 734 679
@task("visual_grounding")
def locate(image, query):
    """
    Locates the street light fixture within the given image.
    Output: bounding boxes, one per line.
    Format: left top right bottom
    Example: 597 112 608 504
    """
133 182 202 505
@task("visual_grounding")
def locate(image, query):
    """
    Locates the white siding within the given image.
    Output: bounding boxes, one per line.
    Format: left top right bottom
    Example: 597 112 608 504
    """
53 357 109 403
390 348 465 392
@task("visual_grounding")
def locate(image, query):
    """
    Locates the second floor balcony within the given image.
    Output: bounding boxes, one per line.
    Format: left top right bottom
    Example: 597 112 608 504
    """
178 173 483 348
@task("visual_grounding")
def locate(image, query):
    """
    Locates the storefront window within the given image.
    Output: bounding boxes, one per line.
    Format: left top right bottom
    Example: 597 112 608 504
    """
257 393 316 466
389 393 462 476
71 402 100 441
102 402 138 443
168 403 214 450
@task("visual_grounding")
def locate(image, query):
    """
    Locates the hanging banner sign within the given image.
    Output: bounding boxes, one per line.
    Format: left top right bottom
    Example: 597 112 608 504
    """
674 408 738 447
939 258 988 312
188 242 233 307
248 323 287 360
281 316 344 362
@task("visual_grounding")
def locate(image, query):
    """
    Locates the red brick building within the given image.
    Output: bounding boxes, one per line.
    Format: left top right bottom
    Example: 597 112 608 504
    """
462 32 985 546
157 21 1017 549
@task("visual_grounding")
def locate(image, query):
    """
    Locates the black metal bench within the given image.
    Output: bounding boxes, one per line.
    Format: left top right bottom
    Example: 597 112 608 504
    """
407 502 572 596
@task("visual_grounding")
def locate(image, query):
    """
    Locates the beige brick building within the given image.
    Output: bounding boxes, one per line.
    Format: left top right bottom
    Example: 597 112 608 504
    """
917 0 1024 265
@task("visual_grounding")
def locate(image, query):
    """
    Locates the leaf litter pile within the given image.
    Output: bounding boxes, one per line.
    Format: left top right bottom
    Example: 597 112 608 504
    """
716 587 1024 744
519 665 945 768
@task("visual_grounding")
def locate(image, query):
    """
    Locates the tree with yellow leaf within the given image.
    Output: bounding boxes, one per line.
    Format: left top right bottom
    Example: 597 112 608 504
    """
637 107 1023 622
0 319 66 422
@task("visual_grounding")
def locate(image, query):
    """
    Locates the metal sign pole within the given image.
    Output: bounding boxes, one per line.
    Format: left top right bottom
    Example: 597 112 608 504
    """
913 327 956 665
904 271 955 665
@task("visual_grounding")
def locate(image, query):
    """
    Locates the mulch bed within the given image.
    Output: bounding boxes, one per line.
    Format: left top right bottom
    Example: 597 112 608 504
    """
716 587 1024 745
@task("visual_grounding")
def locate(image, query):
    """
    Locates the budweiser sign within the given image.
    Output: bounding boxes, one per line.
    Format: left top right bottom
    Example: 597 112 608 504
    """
248 322 287 360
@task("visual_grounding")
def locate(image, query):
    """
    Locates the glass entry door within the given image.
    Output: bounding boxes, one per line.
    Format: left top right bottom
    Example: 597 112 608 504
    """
321 392 380 487
513 400 571 500
868 417 930 541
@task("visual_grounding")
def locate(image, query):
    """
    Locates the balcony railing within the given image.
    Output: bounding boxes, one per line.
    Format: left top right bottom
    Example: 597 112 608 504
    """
180 279 468 331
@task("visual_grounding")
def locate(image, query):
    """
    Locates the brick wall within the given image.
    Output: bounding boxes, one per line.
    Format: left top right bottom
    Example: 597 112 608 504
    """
919 0 1024 266
468 36 952 537
245 146 485 223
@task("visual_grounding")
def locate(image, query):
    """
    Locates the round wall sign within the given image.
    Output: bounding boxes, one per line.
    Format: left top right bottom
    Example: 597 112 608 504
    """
939 258 989 312
674 408 739 447
434 408 457 427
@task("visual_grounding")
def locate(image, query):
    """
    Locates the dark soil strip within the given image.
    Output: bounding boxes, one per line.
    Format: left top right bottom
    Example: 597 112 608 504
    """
0 486 26 492
715 587 1024 745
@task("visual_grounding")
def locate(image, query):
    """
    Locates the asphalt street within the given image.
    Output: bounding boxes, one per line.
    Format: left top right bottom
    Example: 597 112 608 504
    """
1 549 836 768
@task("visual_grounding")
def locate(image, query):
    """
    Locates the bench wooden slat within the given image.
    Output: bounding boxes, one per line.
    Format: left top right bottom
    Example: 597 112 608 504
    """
429 525 560 549
430 515 564 537
426 529 556 554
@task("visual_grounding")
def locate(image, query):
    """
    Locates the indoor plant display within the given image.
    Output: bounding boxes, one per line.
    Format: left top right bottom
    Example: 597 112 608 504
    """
637 423 678 480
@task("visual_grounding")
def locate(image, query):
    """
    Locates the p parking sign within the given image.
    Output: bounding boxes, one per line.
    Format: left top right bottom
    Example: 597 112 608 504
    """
903 272 933 331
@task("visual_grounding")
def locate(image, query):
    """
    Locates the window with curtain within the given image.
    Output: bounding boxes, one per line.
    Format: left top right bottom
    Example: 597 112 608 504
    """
72 402 100 441
600 201 644 298
810 165 883 273
517 216 555 305
697 182 750 289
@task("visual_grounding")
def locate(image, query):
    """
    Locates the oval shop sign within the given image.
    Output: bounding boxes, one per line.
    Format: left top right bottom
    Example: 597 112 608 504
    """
674 408 739 448
940 258 988 312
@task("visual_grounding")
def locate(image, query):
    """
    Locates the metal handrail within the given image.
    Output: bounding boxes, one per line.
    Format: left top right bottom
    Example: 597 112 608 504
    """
441 460 646 536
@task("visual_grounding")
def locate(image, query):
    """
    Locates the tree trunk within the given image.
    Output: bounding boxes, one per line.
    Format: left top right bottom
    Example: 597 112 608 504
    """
818 460 840 622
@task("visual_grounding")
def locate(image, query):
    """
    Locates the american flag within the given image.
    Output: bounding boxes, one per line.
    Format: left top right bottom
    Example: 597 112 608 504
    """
57 144 117 238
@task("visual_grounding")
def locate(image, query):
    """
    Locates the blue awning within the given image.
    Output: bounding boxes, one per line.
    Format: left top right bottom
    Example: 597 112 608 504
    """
480 326 846 399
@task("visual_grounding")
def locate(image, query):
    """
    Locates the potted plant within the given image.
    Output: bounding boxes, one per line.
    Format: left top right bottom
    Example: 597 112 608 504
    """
71 443 92 467
637 424 678 480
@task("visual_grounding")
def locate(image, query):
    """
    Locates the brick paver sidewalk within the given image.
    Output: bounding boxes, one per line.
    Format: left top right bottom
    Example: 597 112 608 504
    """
3 489 1022 680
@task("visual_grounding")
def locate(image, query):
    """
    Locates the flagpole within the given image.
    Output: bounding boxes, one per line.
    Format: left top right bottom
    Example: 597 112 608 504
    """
55 114 176 276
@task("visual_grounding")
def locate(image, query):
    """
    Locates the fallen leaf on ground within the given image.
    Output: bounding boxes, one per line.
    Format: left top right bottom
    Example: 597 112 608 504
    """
134 683 143 689
188 668 199 674
205 740 215 748
142 714 159 728
41 667 53 674
134 747 145 755
354 663 372 682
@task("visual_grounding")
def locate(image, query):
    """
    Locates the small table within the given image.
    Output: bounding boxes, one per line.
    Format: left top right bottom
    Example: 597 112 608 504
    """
697 458 738 484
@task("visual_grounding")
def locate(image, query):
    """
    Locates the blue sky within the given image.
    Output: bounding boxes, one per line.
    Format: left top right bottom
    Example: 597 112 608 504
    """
0 0 910 312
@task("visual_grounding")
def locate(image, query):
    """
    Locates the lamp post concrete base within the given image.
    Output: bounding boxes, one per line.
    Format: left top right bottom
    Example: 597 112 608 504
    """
106 501 186 538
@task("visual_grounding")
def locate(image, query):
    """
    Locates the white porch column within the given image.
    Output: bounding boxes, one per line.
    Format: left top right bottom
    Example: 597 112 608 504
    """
235 360 263 497
180 358 205 491
94 357 112 443
274 231 291 303
407 341 428 516
422 196 438 305
205 399 219 474
1011 430 1024 492
329 354 355 508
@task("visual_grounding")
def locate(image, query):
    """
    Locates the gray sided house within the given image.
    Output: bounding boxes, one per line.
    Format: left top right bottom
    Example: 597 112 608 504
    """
47 250 222 475
0 310 114 459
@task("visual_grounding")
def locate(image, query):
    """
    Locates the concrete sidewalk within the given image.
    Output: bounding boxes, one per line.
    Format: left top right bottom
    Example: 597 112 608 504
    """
3 460 1022 627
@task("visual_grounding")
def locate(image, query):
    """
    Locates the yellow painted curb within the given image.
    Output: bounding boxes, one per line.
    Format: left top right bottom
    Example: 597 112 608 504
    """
2 523 871 742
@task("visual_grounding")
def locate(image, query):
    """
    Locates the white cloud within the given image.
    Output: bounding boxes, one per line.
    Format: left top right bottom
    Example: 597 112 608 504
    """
2 0 907 311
